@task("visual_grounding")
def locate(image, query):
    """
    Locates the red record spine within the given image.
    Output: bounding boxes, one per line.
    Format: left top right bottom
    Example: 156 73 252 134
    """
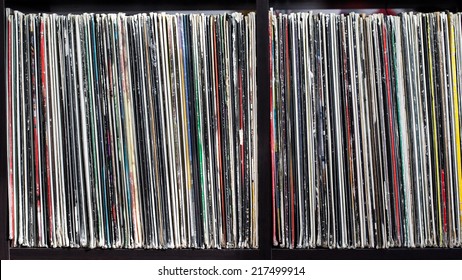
441 169 447 235
7 17 15 241
32 20 43 243
284 19 295 248
382 22 401 243
40 19 53 243
269 18 276 245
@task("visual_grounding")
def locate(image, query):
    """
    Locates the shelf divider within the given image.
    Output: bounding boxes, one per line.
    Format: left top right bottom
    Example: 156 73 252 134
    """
1 0 11 261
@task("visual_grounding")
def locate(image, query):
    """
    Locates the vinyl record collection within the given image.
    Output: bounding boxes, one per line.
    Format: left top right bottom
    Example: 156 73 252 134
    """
6 9 258 249
270 10 462 248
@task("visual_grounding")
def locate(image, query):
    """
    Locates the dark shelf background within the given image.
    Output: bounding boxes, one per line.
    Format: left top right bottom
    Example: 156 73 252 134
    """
272 248 462 260
5 0 255 13
0 0 8 262
9 248 263 260
269 0 461 11
2 0 462 260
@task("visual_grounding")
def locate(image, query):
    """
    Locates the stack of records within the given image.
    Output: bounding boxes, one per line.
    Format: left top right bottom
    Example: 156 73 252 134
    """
6 9 258 249
270 10 462 249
